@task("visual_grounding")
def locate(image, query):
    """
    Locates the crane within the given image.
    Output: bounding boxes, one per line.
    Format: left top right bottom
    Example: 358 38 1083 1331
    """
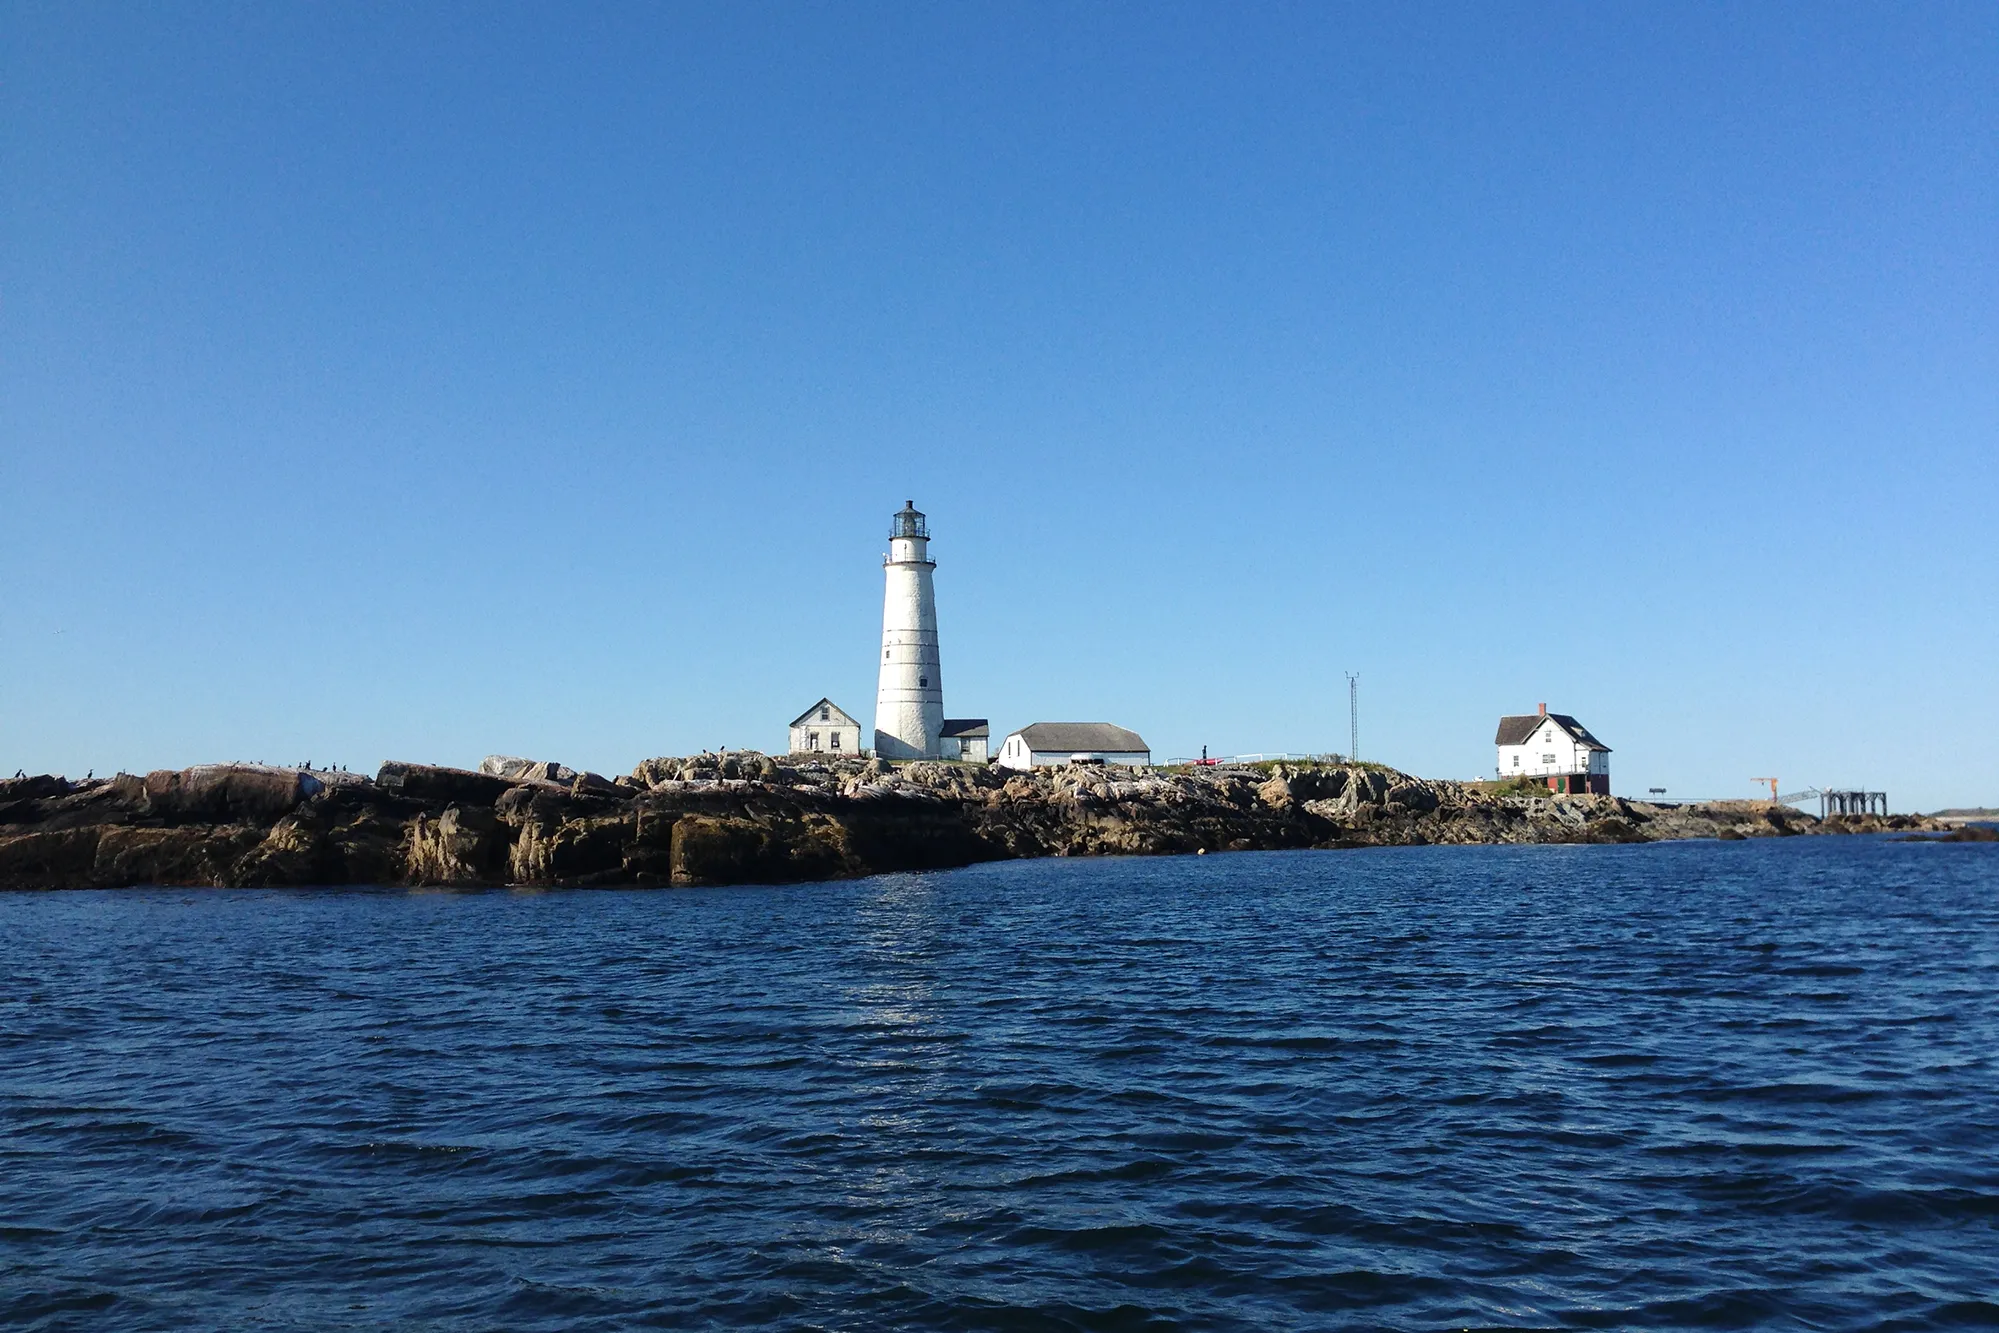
1753 779 1827 808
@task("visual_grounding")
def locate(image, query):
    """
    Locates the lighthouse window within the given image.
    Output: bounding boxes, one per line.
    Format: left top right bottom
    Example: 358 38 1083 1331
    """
919 676 928 687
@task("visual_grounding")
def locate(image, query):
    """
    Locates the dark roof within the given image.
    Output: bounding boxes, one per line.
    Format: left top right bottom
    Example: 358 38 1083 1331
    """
1495 712 1610 751
1552 715 1610 751
1010 722 1149 754
789 698 859 729
941 719 988 738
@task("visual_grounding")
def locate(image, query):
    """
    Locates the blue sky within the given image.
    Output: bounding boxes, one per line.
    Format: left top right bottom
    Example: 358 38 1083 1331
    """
4 3 1994 809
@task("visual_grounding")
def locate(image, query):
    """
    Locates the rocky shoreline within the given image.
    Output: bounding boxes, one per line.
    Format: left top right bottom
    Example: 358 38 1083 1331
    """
0 755 1946 892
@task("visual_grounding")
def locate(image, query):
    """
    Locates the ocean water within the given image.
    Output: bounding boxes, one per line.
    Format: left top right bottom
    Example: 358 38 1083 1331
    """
3 839 1996 1331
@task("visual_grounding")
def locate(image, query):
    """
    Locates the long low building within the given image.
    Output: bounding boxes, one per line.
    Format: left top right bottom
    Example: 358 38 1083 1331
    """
998 722 1150 770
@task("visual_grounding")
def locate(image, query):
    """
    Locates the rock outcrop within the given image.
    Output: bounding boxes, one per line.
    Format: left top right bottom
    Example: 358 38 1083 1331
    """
0 760 1946 892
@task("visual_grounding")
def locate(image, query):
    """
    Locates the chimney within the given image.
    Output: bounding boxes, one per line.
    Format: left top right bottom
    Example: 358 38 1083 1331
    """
1538 702 1547 716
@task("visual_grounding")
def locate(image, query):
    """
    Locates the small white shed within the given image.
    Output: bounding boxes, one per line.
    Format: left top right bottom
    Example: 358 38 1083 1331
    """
997 722 1150 771
940 719 990 763
789 699 863 757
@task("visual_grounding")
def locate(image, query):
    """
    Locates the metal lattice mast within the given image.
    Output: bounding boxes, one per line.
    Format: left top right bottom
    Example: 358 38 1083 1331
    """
1346 672 1359 764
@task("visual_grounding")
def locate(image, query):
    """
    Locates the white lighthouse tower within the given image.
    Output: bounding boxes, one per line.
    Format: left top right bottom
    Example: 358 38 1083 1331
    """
874 500 944 760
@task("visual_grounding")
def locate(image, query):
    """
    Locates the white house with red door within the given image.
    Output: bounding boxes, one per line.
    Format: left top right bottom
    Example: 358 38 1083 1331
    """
1495 704 1611 794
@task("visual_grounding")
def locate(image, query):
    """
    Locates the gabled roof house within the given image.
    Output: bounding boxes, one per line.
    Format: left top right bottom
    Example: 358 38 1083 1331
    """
1495 703 1610 794
789 698 863 757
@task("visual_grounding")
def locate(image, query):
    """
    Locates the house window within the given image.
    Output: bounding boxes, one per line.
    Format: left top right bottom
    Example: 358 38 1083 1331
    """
807 732 820 750
1512 754 1520 768
820 707 830 721
1542 754 1556 765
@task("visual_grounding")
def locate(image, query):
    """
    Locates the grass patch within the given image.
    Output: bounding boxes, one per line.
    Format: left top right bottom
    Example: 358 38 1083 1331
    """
1154 757 1401 776
1471 776 1555 799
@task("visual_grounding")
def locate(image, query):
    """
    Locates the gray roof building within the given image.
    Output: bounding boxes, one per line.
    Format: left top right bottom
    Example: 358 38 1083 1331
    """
1010 722 1149 754
998 721 1151 770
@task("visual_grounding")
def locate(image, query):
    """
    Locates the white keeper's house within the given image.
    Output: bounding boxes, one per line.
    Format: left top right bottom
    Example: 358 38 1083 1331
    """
1495 703 1611 795
998 722 1151 771
789 698 863 757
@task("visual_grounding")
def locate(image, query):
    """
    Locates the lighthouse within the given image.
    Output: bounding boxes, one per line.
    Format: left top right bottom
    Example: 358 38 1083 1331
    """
874 500 944 760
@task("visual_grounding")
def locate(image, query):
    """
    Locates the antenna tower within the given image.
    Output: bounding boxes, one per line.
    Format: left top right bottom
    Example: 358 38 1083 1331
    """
1345 672 1359 765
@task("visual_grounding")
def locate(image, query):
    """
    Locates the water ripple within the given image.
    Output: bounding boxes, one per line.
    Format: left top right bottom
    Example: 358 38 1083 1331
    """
2 837 1995 1329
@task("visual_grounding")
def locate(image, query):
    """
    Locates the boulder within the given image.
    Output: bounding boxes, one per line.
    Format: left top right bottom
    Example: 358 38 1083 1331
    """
631 757 681 788
0 775 70 802
1284 768 1346 802
494 785 563 820
405 805 508 884
0 827 104 888
508 812 635 884
717 752 775 782
0 823 268 890
377 762 513 806
140 766 321 822
481 756 586 785
95 825 264 887
1257 776 1294 809
670 814 780 886
1385 781 1439 813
